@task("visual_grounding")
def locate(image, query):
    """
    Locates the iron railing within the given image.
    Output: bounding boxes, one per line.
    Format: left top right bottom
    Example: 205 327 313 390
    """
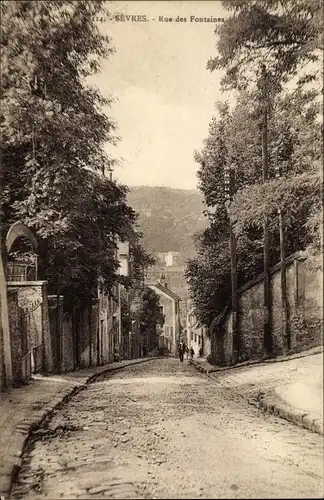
7 263 36 282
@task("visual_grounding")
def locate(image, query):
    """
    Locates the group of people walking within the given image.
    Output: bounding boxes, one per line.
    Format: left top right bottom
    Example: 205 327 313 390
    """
178 341 194 362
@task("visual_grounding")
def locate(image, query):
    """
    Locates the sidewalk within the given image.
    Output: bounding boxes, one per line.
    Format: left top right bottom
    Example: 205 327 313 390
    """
191 347 323 435
0 357 158 498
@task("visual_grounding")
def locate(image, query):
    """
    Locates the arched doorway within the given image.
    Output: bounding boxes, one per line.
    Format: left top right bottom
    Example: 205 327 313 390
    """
5 223 41 381
6 222 38 281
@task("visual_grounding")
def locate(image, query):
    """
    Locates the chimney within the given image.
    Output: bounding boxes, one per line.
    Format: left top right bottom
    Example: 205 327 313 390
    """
159 273 168 288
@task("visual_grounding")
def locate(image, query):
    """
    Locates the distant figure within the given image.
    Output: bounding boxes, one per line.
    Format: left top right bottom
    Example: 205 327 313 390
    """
199 347 203 357
178 341 184 362
189 347 195 359
185 346 189 360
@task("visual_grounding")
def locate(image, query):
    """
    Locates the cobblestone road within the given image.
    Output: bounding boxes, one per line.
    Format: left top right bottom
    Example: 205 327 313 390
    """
11 358 323 499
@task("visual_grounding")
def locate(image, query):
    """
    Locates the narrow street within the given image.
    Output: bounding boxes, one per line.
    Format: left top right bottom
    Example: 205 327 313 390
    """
11 358 323 499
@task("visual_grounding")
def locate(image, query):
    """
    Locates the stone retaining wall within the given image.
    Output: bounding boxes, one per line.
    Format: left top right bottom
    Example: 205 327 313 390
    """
212 253 323 366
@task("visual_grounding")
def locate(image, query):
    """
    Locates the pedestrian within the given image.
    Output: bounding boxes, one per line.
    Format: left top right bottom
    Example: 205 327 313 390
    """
185 346 189 360
190 347 195 359
178 341 184 362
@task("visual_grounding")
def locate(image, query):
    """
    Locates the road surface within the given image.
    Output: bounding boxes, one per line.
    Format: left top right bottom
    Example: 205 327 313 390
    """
11 358 323 499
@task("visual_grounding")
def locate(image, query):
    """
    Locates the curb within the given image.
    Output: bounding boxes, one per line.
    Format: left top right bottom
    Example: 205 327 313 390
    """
191 346 323 375
190 358 323 436
255 393 323 435
1 356 160 499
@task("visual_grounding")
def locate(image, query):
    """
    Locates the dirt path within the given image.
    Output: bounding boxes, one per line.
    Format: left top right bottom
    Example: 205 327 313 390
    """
10 358 323 499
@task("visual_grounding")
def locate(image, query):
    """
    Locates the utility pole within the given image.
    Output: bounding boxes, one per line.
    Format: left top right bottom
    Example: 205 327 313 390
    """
224 162 239 364
275 165 290 353
261 63 272 357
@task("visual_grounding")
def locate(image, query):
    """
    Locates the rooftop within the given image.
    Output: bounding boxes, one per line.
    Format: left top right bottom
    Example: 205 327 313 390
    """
149 282 180 301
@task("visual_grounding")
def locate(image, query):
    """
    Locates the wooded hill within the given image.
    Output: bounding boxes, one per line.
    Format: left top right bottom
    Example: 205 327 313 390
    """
127 186 208 258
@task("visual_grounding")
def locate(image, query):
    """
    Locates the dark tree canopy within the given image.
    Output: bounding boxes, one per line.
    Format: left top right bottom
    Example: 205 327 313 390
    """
0 1 139 305
208 0 323 91
186 86 322 331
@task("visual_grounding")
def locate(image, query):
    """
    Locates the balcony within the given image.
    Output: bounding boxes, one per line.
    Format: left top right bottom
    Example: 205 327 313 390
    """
7 263 37 282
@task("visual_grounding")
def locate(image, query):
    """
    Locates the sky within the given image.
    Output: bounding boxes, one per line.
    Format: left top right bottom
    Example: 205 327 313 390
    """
91 0 230 189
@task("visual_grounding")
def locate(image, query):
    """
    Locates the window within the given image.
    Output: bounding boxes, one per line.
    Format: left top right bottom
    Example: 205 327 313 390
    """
170 326 173 337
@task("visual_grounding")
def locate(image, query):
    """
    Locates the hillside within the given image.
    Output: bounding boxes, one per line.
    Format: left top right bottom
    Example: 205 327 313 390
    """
127 186 208 258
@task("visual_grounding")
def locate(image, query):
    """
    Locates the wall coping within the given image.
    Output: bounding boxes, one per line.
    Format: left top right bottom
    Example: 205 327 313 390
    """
7 281 47 287
237 251 306 295
212 251 307 330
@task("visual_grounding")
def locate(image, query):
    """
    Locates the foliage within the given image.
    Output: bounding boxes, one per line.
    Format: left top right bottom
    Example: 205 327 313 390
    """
127 186 208 257
123 285 164 352
187 97 264 328
1 1 139 306
186 85 322 330
121 293 132 337
137 287 165 333
192 2 323 331
185 242 230 328
208 0 323 91
230 88 323 255
129 235 156 286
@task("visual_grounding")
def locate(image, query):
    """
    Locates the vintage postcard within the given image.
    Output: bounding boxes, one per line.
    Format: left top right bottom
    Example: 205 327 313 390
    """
1 1 323 498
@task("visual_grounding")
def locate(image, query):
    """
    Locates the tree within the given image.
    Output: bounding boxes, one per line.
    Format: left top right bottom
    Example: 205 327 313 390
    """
185 232 231 328
127 286 164 356
119 233 158 357
128 234 156 287
229 87 323 260
1 1 137 307
186 98 265 329
208 0 323 92
138 287 165 354
186 85 322 330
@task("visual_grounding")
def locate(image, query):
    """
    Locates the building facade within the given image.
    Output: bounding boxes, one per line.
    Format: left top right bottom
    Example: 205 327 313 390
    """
145 252 189 330
148 277 181 355
186 302 210 358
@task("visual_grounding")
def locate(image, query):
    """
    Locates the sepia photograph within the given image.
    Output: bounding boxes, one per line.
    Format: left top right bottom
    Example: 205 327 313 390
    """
0 1 323 498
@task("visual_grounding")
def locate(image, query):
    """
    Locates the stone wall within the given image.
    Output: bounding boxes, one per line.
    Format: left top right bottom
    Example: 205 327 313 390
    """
203 334 211 358
8 283 43 347
212 253 323 366
7 281 53 373
91 299 100 365
62 313 74 372
48 297 107 372
48 295 63 372
7 289 26 385
292 258 323 350
78 306 90 368
97 292 116 365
